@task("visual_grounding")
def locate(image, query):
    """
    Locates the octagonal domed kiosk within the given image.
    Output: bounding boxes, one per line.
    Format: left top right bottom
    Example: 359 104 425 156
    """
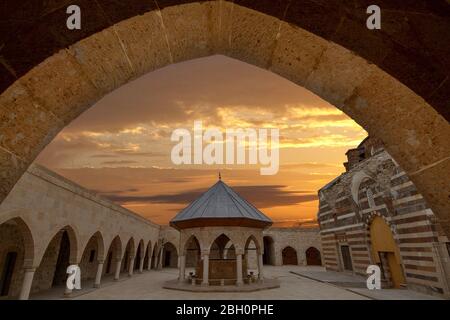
164 178 279 292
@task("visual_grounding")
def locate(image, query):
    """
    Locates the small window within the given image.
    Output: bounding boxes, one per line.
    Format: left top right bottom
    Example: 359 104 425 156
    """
89 250 96 263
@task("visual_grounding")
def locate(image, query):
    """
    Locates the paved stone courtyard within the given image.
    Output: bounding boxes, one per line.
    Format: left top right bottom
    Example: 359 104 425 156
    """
30 266 443 300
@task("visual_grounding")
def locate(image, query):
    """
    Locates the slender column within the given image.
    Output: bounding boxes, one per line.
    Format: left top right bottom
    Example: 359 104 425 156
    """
257 254 264 282
236 254 243 286
94 260 104 288
179 255 186 283
114 259 122 280
128 256 135 276
139 257 145 273
201 254 209 286
147 254 152 271
19 268 36 300
158 248 163 269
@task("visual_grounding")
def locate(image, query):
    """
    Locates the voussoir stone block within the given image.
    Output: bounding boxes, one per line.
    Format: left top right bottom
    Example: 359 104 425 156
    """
304 43 377 109
209 0 235 53
18 49 102 126
343 70 450 172
113 10 172 78
0 149 28 203
270 22 328 87
69 27 135 94
409 158 450 234
0 82 63 160
159 2 218 63
225 4 280 70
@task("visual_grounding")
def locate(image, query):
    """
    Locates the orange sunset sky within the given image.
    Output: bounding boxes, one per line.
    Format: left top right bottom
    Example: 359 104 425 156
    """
36 55 367 227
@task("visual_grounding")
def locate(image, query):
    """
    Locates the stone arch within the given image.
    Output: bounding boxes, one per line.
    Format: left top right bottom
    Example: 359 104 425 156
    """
183 235 201 269
0 2 448 238
262 236 275 265
121 237 136 274
39 225 79 266
305 247 322 266
31 225 78 294
351 171 374 204
244 235 261 255
104 235 122 276
0 217 35 298
244 235 260 271
364 211 397 237
143 240 152 270
282 246 298 265
209 233 235 259
79 231 105 281
162 242 178 268
82 231 105 262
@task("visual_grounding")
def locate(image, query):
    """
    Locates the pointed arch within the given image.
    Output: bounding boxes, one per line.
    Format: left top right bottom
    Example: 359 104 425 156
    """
184 235 201 268
104 235 122 275
31 225 79 294
282 246 298 265
79 231 105 280
0 217 35 298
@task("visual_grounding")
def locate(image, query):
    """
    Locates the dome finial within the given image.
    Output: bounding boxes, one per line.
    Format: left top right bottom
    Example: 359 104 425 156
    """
219 171 221 180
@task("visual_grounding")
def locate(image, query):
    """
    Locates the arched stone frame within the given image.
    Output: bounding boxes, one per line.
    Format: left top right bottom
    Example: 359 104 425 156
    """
207 233 238 285
0 2 448 239
244 234 262 254
351 171 374 205
81 231 106 262
305 246 322 266
30 225 79 294
0 217 35 298
36 225 79 267
363 211 401 253
162 241 178 268
205 231 243 256
121 237 136 274
0 217 35 269
281 246 298 266
79 231 105 281
244 234 263 280
104 235 122 276
182 235 202 270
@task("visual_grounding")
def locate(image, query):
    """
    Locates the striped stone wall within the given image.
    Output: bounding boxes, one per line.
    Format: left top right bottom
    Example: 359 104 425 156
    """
318 149 450 297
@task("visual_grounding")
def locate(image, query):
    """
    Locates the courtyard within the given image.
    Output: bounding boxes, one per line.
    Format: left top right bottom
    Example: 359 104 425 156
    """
30 266 442 300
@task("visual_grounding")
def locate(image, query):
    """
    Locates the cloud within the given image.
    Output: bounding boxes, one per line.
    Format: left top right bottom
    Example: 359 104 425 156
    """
281 162 341 169
57 55 334 134
99 185 318 209
101 160 140 165
112 150 165 157
91 154 120 158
